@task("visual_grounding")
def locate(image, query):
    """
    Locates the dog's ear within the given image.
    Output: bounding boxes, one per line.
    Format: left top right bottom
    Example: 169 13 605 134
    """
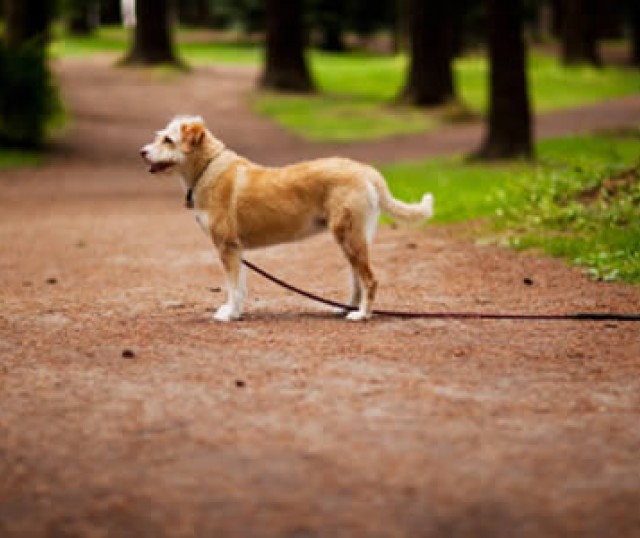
180 122 205 152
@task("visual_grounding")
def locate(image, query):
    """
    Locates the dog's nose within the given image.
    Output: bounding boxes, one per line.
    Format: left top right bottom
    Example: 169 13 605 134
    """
140 148 148 158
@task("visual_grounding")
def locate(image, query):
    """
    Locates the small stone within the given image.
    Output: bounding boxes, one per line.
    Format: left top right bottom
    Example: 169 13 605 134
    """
406 242 417 250
121 349 136 359
523 277 534 286
46 278 58 285
162 300 184 309
208 287 222 293
235 379 246 388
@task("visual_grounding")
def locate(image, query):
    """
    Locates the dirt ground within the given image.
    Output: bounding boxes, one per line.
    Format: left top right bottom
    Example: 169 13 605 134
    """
1 58 640 538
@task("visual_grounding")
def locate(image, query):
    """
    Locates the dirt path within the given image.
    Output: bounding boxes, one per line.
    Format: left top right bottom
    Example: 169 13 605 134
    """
1 58 640 538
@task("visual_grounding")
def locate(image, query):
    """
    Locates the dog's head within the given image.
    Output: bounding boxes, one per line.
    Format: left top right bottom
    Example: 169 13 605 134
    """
139 116 209 174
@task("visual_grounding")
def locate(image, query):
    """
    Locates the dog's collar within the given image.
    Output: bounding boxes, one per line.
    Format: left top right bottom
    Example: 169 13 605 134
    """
185 188 195 209
184 146 225 209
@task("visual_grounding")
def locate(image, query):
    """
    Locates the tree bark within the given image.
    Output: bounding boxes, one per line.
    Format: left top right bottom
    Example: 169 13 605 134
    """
68 0 99 36
99 0 121 25
473 0 533 160
399 0 455 107
261 0 314 92
631 0 640 67
123 0 180 66
177 0 214 27
561 0 601 66
315 0 346 52
4 0 52 48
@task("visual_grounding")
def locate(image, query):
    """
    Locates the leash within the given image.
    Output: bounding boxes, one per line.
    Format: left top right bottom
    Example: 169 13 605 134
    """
241 259 640 322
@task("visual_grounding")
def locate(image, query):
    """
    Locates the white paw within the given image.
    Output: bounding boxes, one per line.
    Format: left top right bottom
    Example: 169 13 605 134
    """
212 304 240 322
346 310 370 322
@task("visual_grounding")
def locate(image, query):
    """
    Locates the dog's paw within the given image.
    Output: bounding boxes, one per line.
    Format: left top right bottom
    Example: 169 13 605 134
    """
212 304 240 322
346 310 370 322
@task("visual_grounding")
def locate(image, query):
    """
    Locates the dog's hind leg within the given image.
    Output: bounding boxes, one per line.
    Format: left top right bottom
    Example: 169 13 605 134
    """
331 209 378 321
347 205 378 309
213 239 245 322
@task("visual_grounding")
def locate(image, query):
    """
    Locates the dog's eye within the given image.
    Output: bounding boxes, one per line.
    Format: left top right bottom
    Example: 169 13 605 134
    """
163 136 174 145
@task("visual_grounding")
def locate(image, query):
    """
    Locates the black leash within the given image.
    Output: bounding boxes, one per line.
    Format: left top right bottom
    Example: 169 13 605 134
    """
242 259 640 322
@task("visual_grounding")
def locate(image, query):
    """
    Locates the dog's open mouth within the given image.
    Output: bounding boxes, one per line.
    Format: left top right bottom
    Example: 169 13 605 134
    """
147 161 175 174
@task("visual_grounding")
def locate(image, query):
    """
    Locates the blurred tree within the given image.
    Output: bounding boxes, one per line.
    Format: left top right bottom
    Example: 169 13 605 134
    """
177 0 215 28
261 0 314 92
561 0 601 66
1 0 59 148
215 0 264 34
399 0 456 106
393 0 410 53
310 0 346 52
629 0 640 66
4 0 53 47
99 0 122 25
66 0 100 35
123 0 181 65
346 0 392 39
473 0 533 160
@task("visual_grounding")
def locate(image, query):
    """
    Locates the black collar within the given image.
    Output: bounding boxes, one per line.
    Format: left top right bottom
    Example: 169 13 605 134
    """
185 188 195 209
184 154 217 210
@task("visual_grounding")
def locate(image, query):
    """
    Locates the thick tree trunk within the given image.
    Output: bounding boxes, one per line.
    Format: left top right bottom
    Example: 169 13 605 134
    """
68 0 99 36
561 0 601 66
4 0 52 48
473 0 533 160
315 0 346 52
123 0 180 66
261 0 314 92
400 0 455 107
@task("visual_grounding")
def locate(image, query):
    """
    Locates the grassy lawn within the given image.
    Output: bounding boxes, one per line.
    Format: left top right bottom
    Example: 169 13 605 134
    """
257 51 640 142
381 129 640 283
50 28 640 142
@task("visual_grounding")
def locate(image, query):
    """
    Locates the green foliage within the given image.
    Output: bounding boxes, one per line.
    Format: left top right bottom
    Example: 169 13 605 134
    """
0 42 62 148
0 148 42 168
381 131 640 283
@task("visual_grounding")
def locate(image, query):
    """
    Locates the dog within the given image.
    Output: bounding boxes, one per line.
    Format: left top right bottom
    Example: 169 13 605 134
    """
140 116 433 322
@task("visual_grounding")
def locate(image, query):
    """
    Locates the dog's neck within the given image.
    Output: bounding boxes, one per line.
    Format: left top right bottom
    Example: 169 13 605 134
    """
181 136 226 209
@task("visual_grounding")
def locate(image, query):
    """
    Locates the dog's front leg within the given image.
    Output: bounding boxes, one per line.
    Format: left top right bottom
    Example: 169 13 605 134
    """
213 239 245 322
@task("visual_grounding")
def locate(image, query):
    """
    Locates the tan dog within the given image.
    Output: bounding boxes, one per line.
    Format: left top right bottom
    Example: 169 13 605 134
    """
140 116 433 322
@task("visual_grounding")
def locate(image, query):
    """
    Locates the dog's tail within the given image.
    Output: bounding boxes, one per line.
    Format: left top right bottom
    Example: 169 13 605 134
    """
367 168 434 221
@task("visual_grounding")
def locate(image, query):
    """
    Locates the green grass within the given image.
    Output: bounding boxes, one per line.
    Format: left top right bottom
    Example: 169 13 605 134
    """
381 130 640 283
0 149 42 169
50 28 640 142
257 51 640 142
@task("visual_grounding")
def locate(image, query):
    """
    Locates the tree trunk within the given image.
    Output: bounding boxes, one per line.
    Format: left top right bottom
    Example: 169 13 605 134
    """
123 0 180 66
99 0 121 25
631 0 640 67
315 0 346 52
473 0 533 160
261 0 314 92
68 0 100 36
4 0 52 48
561 0 601 66
393 0 410 55
399 0 455 107
177 0 213 27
